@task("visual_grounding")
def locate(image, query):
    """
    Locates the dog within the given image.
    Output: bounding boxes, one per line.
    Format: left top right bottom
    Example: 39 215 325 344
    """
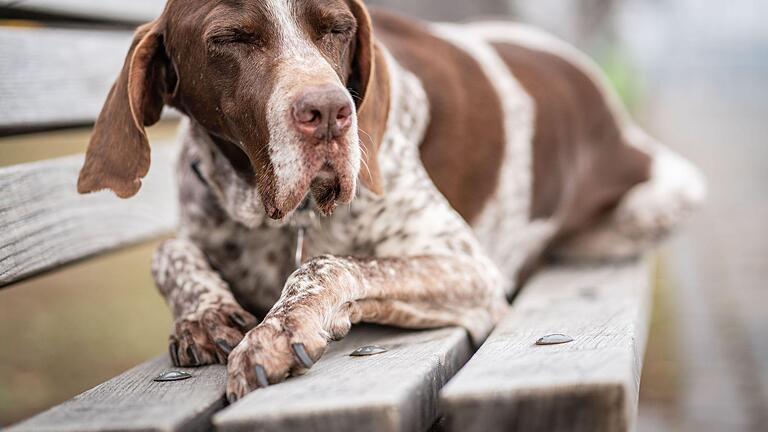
77 0 705 401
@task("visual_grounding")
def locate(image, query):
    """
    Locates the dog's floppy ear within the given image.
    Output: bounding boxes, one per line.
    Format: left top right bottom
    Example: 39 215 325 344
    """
78 21 174 198
347 0 390 196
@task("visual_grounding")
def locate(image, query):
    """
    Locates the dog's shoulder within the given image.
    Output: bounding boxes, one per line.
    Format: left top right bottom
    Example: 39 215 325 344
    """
370 10 507 224
373 15 651 237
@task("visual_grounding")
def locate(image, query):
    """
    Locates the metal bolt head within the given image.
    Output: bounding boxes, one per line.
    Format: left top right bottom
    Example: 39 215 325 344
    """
535 334 574 346
154 370 192 382
350 345 388 357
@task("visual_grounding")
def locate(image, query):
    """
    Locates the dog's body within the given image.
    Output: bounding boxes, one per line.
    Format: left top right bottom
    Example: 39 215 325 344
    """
79 2 704 401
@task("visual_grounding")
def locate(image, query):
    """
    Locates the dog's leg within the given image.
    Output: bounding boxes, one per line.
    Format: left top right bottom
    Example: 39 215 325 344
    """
224 68 509 398
152 238 259 366
225 253 507 400
225 184 509 399
552 130 706 261
225 148 510 400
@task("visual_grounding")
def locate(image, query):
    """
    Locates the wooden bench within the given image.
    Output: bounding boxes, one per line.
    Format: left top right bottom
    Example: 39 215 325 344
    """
1 2 653 431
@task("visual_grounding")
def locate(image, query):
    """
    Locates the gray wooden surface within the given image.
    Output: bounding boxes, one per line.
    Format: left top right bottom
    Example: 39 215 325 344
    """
7 356 227 432
368 0 511 21
9 325 471 432
0 27 132 132
440 260 652 432
0 142 178 287
0 0 163 23
1 0 508 23
214 325 472 432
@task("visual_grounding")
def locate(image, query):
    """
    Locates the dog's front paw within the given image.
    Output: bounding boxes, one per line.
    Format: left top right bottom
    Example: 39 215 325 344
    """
169 303 258 367
226 314 328 402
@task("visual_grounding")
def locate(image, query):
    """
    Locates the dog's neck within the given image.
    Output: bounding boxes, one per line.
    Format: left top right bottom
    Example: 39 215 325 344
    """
371 47 431 189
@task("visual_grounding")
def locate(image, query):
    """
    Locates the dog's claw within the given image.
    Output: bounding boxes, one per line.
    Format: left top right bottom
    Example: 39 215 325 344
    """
169 341 180 367
187 345 201 366
216 339 234 355
230 313 248 329
292 343 314 368
254 364 269 387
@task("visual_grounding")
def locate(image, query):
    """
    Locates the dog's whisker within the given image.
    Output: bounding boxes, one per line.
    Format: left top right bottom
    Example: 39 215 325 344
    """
354 148 373 181
355 129 376 181
358 128 376 152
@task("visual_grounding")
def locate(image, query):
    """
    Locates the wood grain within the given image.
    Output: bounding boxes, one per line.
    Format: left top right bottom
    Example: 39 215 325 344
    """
8 325 471 431
214 325 473 432
366 0 510 21
0 143 178 287
440 260 652 432
6 356 227 432
0 0 163 23
0 27 174 132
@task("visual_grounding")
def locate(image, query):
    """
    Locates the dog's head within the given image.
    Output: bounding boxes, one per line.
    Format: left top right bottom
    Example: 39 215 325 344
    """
78 0 389 219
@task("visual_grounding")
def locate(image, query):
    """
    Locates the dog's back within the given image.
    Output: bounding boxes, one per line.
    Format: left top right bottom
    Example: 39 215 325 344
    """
372 10 705 282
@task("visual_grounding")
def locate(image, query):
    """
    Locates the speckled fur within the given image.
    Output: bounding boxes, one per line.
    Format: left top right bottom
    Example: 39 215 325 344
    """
153 55 509 400
151 20 704 401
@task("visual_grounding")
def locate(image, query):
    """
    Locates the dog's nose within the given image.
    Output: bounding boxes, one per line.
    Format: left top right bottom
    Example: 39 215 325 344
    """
292 86 353 142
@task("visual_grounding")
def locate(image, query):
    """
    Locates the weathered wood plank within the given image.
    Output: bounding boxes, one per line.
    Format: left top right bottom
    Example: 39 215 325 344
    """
0 27 175 132
9 325 471 431
0 120 180 167
0 143 178 287
7 356 227 432
214 325 472 432
0 0 163 23
367 0 510 21
440 260 652 432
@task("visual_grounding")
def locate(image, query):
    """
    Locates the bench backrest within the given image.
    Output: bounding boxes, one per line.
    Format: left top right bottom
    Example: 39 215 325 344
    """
0 1 162 25
0 1 176 288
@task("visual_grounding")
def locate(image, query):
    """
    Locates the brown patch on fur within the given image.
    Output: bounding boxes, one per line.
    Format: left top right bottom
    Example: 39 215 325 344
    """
163 0 281 213
354 43 390 195
209 135 256 180
372 10 505 223
347 1 390 195
77 22 171 198
78 0 372 213
491 42 651 238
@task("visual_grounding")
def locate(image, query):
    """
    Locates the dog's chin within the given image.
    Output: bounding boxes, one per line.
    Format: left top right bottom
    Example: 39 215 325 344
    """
299 163 355 216
310 170 343 216
264 164 356 221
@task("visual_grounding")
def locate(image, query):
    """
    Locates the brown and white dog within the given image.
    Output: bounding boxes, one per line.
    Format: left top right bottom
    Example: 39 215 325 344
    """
77 0 705 401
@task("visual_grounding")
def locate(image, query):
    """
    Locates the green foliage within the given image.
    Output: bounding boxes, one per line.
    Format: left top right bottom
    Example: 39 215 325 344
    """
597 46 644 112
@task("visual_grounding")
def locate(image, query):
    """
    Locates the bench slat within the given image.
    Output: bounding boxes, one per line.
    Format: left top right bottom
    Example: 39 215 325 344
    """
7 357 227 432
440 260 652 432
0 27 131 132
0 143 178 287
0 0 163 23
10 325 471 432
214 325 472 432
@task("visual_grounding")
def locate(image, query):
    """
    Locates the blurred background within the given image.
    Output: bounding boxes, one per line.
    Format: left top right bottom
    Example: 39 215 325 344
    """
1 0 766 430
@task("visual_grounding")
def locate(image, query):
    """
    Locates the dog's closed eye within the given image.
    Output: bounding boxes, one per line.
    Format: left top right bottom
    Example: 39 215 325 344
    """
206 27 265 49
315 14 357 41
